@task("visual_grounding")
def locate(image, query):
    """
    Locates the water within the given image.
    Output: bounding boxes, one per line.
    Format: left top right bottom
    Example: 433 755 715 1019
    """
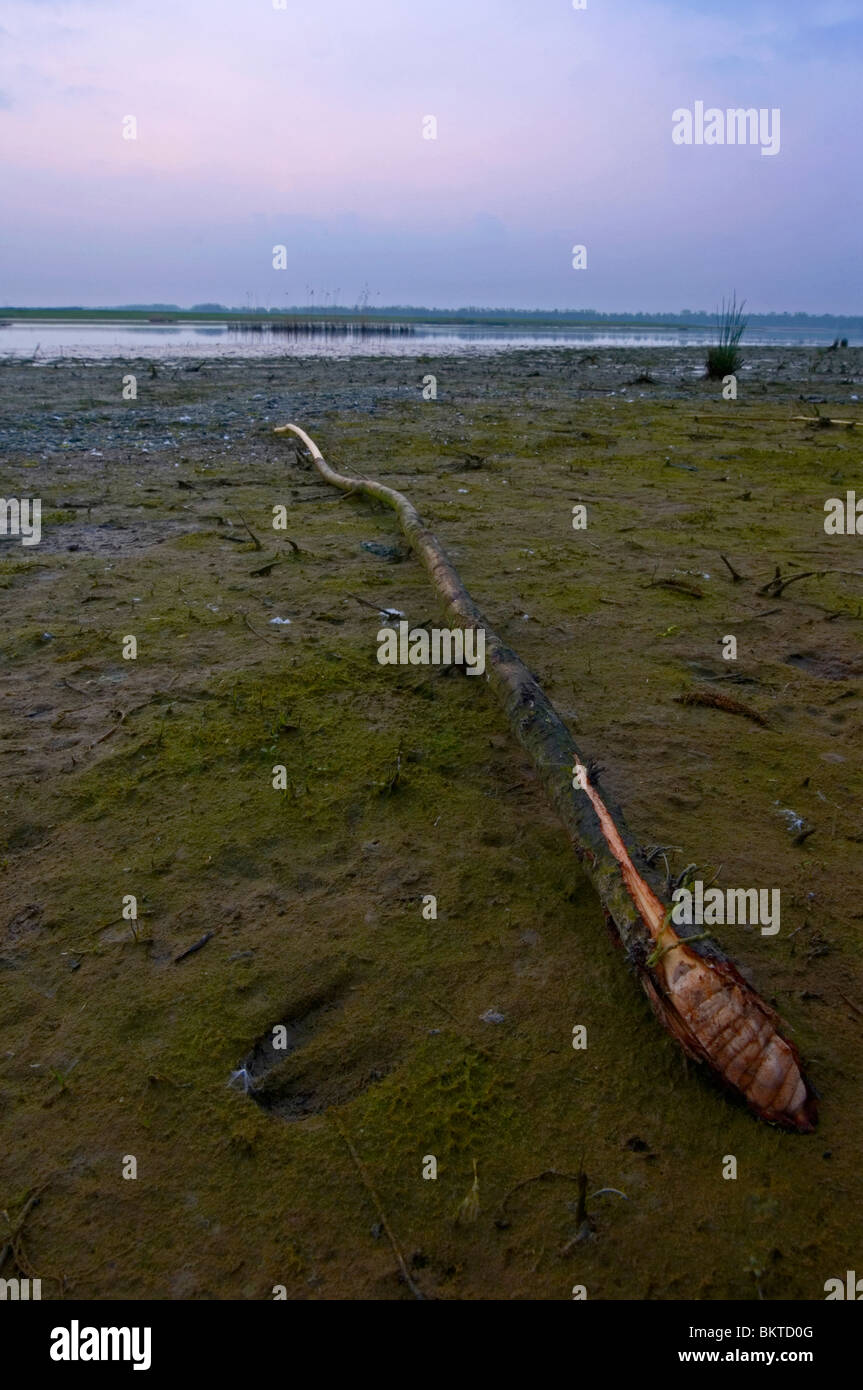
0 319 857 361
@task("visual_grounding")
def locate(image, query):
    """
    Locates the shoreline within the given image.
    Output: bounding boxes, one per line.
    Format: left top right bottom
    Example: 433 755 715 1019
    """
1 347 860 461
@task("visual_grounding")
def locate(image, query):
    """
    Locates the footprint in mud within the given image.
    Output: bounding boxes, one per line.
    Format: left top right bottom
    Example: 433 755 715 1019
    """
3 903 44 943
785 651 861 681
229 972 398 1119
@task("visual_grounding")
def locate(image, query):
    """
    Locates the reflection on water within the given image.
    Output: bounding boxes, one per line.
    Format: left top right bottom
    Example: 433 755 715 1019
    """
226 320 415 337
0 319 857 361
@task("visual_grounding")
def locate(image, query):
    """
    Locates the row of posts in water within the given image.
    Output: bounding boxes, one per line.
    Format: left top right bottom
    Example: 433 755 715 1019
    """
227 320 415 336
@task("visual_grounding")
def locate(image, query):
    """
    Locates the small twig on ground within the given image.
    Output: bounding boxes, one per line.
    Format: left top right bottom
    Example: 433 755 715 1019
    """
88 681 178 749
64 917 123 952
380 741 403 794
0 1179 53 1280
673 863 698 891
651 578 704 599
838 991 863 1019
241 612 279 644
88 701 149 748
348 591 397 615
761 567 863 599
250 539 303 576
429 995 463 1026
759 570 820 598
642 844 677 866
703 863 723 890
720 554 747 583
793 414 856 427
236 514 263 551
494 1168 586 1228
330 1114 425 1300
675 688 768 728
174 931 214 963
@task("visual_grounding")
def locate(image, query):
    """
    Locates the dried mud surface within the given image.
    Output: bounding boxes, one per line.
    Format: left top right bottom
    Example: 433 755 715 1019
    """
1 345 862 1300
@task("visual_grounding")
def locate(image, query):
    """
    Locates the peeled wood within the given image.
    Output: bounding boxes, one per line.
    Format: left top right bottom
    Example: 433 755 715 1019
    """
275 422 818 1132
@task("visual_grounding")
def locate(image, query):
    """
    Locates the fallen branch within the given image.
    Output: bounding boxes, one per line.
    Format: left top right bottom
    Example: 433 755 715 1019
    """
275 422 817 1133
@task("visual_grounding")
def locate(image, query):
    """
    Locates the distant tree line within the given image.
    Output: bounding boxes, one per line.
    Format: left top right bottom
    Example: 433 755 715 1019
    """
12 303 863 331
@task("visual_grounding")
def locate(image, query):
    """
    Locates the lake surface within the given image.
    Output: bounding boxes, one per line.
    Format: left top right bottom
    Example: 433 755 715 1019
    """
0 319 857 361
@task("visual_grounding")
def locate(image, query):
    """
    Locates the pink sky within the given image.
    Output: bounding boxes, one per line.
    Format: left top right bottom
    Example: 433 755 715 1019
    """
1 0 861 310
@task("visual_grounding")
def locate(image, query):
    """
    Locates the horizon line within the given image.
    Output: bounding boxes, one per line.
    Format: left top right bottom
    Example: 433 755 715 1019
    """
3 304 863 323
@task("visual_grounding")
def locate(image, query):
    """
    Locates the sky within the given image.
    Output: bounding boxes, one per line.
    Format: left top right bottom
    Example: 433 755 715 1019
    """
1 0 861 312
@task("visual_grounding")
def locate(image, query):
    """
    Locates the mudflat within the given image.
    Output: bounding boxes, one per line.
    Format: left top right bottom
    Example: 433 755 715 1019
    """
1 345 862 1300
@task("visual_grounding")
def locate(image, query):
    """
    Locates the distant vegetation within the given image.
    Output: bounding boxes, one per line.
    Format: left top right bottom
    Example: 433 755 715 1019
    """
2 303 862 332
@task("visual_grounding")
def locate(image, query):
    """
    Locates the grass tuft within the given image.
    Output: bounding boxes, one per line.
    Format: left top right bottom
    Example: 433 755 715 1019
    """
706 293 747 379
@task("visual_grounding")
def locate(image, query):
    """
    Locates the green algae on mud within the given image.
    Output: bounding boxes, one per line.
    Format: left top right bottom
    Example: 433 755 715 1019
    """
1 347 863 1299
